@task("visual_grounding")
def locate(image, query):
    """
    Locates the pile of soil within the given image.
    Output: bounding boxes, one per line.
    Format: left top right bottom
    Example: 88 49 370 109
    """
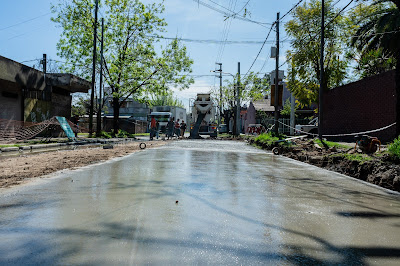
0 141 167 188
250 138 400 192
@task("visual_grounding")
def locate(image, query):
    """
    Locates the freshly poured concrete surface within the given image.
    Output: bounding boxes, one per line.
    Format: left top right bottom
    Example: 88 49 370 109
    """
0 140 399 265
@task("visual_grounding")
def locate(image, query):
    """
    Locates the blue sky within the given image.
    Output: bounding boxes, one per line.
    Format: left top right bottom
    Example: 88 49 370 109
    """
0 0 354 110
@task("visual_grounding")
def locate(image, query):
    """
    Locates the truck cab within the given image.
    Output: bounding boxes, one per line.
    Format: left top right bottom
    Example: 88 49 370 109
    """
190 93 217 138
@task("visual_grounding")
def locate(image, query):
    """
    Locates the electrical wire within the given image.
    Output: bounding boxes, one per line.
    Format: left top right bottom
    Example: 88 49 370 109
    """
147 34 289 44
216 0 237 62
279 0 305 22
244 23 275 76
192 0 271 27
0 12 51 32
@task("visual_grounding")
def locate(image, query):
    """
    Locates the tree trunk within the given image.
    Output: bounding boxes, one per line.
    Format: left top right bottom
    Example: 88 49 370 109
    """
396 54 400 137
113 97 120 134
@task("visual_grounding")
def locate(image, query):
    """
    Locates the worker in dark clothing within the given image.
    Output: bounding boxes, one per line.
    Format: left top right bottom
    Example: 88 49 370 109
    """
167 117 174 140
150 117 156 140
71 115 80 137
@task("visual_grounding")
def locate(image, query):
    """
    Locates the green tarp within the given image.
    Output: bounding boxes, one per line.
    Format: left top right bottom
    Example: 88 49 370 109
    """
56 116 76 140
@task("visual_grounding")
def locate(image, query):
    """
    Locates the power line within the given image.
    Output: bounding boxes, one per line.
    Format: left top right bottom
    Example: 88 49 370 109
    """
0 12 51 32
191 0 272 27
279 0 305 21
245 23 275 76
325 0 354 28
216 0 237 62
149 34 290 44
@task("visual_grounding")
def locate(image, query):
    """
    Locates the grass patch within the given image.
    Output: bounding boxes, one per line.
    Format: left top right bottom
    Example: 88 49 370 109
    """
330 153 373 162
254 132 288 146
218 133 233 138
388 135 400 159
132 133 149 137
0 144 22 148
314 139 352 149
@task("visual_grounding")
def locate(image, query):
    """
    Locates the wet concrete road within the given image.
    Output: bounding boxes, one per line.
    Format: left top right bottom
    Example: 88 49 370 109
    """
0 140 400 265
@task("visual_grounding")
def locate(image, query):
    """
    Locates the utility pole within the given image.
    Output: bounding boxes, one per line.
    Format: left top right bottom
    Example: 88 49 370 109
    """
290 56 295 136
89 0 99 137
216 63 222 126
96 18 104 136
236 62 241 136
42 54 47 74
318 0 325 140
274 12 280 135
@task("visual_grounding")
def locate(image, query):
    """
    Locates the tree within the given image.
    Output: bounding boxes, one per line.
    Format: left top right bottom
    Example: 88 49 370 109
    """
285 0 349 106
354 48 396 78
71 95 90 116
351 0 400 135
346 2 396 78
51 0 194 132
147 91 184 108
212 72 270 111
280 98 298 118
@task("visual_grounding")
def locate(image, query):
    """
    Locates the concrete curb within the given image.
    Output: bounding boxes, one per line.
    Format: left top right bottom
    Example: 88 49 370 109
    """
0 138 138 154
1 147 19 152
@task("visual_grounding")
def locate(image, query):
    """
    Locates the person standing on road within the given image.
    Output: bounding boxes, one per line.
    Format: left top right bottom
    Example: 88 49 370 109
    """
71 115 80 138
150 117 156 140
180 120 187 138
174 119 180 138
156 120 160 139
167 117 174 140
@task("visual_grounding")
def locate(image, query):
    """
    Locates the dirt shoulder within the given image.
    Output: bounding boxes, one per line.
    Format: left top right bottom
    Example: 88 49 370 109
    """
0 141 167 188
249 137 400 193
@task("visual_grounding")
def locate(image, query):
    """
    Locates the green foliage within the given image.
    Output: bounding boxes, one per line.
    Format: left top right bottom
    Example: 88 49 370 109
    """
330 153 373 162
255 132 280 145
351 1 400 59
347 2 398 78
95 129 135 138
388 135 400 158
98 131 113 139
314 139 352 149
51 0 194 131
212 72 270 110
71 95 90 116
132 133 149 136
285 0 349 106
147 91 184 108
354 48 396 78
280 98 298 117
115 129 135 138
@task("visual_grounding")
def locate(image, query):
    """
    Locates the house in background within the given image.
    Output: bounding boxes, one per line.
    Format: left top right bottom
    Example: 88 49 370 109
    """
101 91 150 133
0 55 90 123
244 82 291 131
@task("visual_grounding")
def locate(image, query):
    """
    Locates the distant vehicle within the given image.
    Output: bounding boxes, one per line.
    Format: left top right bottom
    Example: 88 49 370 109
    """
295 117 318 135
218 124 228 133
152 106 186 123
148 112 172 132
190 93 218 138
149 106 187 133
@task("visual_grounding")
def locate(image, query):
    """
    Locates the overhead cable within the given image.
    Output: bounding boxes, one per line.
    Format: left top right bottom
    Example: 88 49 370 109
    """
0 12 51 31
192 0 271 27
279 0 305 21
244 24 275 76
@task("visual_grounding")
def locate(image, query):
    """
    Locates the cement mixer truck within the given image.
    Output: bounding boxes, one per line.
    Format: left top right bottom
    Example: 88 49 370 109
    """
190 93 218 138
